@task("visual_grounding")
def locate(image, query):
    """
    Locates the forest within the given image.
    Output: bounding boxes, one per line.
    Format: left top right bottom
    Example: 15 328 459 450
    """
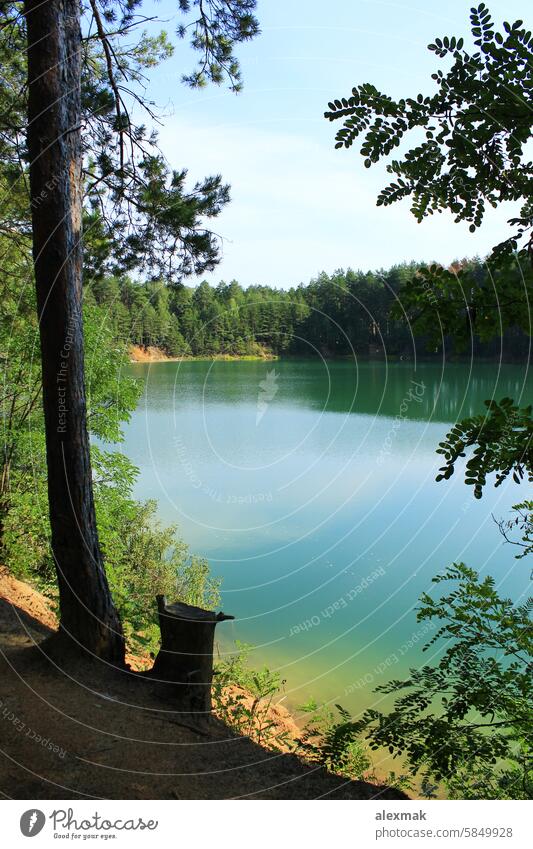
89 260 530 360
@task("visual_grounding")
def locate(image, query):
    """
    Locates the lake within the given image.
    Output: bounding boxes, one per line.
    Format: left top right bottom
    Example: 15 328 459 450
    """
120 359 531 722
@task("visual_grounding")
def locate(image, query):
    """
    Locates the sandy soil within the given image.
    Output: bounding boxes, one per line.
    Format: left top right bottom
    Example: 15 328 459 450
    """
0 568 408 800
129 345 179 362
128 345 277 362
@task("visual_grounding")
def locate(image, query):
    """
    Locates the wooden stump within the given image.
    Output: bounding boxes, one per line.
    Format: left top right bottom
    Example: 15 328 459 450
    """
151 595 234 715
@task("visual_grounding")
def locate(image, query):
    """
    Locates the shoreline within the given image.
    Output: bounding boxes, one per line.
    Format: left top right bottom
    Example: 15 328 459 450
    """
129 344 277 363
0 567 408 799
129 345 526 366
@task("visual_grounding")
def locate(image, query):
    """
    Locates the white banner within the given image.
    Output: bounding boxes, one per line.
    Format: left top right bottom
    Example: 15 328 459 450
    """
2 799 531 848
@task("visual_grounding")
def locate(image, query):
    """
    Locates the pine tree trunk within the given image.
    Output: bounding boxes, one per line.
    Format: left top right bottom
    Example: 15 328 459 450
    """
24 0 124 663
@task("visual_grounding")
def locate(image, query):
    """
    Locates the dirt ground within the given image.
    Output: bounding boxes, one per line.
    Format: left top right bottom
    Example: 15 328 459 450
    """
0 568 408 800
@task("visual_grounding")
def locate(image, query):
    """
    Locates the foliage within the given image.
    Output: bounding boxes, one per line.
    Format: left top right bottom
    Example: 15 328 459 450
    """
176 0 259 92
392 259 532 352
326 4 532 271
0 247 42 511
212 646 413 788
0 0 259 282
296 699 413 790
81 0 257 278
297 700 371 778
497 501 533 559
345 564 532 799
212 642 293 751
1 453 51 586
0 291 140 570
435 398 533 497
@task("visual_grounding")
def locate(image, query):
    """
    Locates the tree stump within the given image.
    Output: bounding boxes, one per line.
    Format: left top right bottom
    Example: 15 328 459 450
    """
151 595 234 715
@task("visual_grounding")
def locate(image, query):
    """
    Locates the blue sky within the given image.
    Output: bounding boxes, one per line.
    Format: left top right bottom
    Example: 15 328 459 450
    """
139 0 526 288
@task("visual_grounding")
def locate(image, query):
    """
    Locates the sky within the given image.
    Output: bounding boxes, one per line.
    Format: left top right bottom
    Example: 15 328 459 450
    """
138 0 526 288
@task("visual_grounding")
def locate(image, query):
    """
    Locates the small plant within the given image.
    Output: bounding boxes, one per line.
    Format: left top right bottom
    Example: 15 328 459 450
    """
296 699 412 790
496 501 533 561
212 642 293 751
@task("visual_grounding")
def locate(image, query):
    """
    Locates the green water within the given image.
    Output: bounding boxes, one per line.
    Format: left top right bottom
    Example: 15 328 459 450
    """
121 359 531 721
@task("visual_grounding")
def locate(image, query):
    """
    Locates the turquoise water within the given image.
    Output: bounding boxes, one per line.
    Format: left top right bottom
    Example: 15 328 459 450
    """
119 359 532 721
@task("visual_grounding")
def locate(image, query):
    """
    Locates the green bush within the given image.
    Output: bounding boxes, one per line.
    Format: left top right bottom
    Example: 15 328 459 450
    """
339 563 532 799
212 642 293 751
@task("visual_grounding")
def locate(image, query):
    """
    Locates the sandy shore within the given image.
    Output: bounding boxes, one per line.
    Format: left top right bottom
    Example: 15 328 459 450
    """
129 344 277 363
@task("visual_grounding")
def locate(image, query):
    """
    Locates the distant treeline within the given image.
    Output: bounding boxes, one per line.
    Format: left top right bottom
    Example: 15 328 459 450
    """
86 260 529 360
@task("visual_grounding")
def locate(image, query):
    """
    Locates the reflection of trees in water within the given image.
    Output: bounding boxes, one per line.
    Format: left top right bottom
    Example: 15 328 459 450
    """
133 360 531 424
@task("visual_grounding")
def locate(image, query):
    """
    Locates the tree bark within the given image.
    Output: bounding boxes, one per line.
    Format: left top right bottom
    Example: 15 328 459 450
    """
152 595 234 714
24 0 124 663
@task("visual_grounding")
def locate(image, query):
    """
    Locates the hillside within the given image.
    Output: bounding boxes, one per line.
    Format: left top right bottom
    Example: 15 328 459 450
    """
0 569 408 800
